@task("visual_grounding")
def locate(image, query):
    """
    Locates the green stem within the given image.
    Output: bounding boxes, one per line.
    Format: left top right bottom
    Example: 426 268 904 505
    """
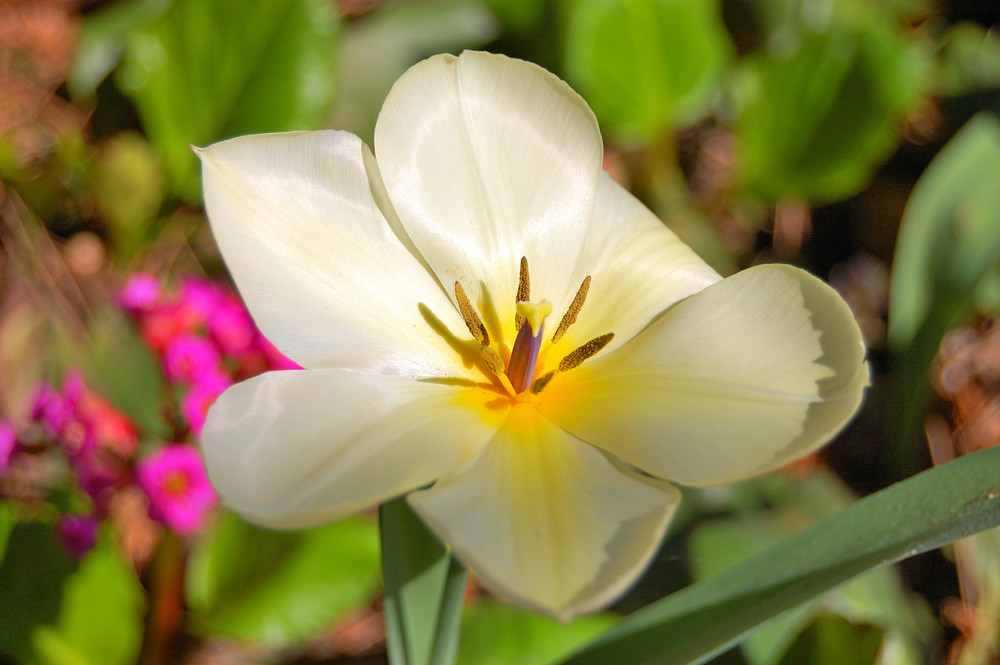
380 497 467 665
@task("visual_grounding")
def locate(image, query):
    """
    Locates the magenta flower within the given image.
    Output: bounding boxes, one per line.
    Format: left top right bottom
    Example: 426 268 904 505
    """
30 382 67 435
117 273 162 313
180 374 231 437
162 334 221 385
0 422 16 474
136 444 217 534
208 297 256 356
58 514 98 558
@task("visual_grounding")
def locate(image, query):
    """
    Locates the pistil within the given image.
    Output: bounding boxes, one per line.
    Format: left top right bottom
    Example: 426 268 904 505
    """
507 300 551 393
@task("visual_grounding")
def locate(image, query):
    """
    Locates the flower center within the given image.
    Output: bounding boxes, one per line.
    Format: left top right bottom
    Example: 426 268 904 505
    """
453 258 613 397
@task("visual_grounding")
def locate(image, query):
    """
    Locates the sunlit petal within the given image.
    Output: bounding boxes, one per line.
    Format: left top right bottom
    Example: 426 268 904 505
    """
541 173 721 361
198 131 471 376
202 369 504 528
408 403 680 620
539 264 869 486
375 51 604 325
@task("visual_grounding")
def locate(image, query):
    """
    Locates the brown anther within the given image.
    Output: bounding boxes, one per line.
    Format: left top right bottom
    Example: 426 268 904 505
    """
559 333 614 372
551 276 591 343
455 281 489 346
514 256 530 330
529 371 555 394
480 346 505 375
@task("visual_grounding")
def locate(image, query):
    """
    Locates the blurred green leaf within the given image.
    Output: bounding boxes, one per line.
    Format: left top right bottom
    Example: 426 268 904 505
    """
934 22 1000 98
92 131 167 258
57 307 168 441
564 0 731 141
331 0 497 144
458 600 617 665
483 0 545 32
560 446 1000 665
0 521 75 663
186 511 380 648
776 615 883 665
33 534 145 665
887 114 1000 460
118 0 339 201
736 8 925 202
67 0 171 100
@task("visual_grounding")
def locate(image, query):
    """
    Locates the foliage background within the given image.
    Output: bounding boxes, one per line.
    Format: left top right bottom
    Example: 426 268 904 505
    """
2 0 1000 663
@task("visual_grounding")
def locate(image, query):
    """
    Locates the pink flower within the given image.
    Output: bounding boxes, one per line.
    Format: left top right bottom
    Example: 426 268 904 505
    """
136 444 217 534
208 297 255 356
180 374 231 437
162 334 221 385
30 382 67 434
58 514 98 558
0 422 16 473
178 277 225 325
117 273 162 313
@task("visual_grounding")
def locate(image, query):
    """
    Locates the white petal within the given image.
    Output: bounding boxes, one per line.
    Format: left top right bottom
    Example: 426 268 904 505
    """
202 369 504 528
198 131 472 376
540 173 721 362
375 51 604 331
538 264 869 486
408 403 680 620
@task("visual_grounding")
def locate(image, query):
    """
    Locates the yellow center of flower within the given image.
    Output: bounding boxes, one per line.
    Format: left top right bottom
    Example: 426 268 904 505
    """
452 258 613 400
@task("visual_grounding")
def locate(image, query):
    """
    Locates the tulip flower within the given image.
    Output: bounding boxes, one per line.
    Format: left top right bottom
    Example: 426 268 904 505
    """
196 51 868 619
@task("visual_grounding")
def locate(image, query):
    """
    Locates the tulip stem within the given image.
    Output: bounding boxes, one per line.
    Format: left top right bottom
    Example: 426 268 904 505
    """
380 497 468 665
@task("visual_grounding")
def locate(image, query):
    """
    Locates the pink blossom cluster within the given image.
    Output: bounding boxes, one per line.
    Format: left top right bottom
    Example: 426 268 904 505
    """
6 373 217 556
118 273 299 437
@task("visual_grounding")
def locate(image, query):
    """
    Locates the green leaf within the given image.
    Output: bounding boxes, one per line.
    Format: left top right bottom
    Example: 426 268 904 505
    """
775 615 883 665
560 446 1000 665
380 497 466 665
888 113 1000 349
185 511 381 648
564 0 731 141
887 114 1000 463
0 522 75 663
67 0 171 100
687 471 929 665
736 9 925 202
33 534 145 665
458 600 617 665
118 0 339 201
934 22 1000 98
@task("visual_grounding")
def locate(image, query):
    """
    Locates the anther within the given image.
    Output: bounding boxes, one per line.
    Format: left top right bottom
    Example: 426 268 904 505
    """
480 346 505 375
551 276 591 343
455 281 489 346
514 257 530 330
559 333 614 372
529 371 555 394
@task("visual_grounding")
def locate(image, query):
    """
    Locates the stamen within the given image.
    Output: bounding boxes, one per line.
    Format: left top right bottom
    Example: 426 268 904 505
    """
529 371 555 394
551 276 591 342
559 333 614 372
514 256 530 330
455 281 489 346
480 346 505 375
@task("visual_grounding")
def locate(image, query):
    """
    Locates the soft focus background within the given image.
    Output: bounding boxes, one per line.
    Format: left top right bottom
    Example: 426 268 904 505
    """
1 0 1000 663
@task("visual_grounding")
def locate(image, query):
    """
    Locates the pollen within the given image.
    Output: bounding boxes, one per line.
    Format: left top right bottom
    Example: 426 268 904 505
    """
455 281 489 346
529 371 555 394
514 256 530 330
551 275 591 342
559 333 614 372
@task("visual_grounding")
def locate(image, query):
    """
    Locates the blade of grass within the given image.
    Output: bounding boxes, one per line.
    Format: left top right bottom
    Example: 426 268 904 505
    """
561 446 1000 665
